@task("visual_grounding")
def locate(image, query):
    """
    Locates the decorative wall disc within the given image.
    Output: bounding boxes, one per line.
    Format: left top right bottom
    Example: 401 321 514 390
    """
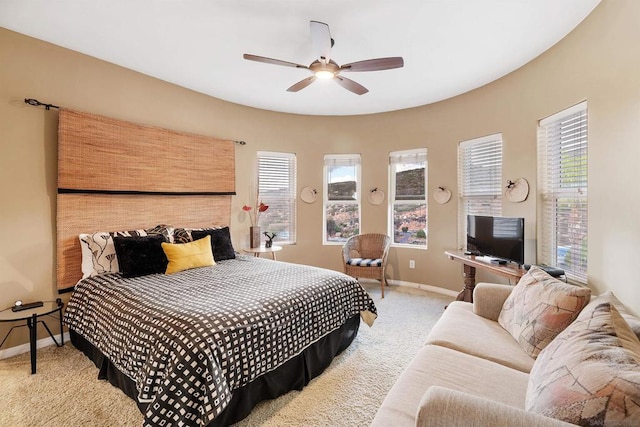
433 187 451 204
505 178 529 203
368 189 385 205
300 186 317 204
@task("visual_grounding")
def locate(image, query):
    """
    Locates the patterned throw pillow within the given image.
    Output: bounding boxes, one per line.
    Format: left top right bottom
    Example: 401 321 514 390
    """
172 227 195 244
599 291 640 341
526 298 640 425
80 232 119 277
498 266 591 358
145 224 175 243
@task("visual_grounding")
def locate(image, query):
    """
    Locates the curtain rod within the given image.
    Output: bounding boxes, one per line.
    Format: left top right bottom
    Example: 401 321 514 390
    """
25 98 59 110
23 98 247 145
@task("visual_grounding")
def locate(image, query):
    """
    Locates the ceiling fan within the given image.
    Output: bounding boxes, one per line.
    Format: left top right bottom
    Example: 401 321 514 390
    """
243 21 404 95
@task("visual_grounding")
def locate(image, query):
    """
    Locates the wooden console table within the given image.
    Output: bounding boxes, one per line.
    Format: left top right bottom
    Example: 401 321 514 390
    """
445 250 526 303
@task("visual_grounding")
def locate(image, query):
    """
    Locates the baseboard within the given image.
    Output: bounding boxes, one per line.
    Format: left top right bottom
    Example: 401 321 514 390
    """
358 277 458 298
386 279 459 298
0 332 70 360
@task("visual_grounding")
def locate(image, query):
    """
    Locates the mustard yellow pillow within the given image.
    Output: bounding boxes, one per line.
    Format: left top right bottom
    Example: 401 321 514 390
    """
161 235 215 274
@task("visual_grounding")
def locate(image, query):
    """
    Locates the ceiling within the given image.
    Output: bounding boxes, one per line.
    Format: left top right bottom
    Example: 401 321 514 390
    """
0 0 601 116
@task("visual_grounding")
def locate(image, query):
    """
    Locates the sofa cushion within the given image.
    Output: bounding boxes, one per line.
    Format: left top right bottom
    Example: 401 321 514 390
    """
417 386 574 427
526 297 640 426
371 345 530 427
498 266 591 358
424 301 535 373
473 282 514 321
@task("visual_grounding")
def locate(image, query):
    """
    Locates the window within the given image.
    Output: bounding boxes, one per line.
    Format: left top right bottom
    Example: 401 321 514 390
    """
324 154 361 244
257 151 296 244
538 102 588 283
389 149 428 247
457 134 503 248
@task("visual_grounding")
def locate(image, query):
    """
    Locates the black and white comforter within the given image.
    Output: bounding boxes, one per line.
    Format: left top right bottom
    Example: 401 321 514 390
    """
64 255 377 426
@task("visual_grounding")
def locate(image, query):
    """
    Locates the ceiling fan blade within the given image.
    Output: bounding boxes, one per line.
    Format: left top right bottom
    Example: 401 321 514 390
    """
287 76 317 92
334 76 368 95
340 57 404 72
243 54 308 69
310 21 332 61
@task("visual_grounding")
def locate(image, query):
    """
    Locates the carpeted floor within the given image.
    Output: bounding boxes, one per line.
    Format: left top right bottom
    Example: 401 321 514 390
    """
0 284 452 426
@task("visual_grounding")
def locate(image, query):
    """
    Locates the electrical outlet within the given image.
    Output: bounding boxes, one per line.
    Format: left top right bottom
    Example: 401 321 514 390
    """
409 259 415 269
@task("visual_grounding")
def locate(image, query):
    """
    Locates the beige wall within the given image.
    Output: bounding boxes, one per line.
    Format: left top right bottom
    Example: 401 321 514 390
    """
1 0 639 347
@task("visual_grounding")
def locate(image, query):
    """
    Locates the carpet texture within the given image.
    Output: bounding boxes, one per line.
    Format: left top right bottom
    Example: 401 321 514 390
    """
0 285 452 426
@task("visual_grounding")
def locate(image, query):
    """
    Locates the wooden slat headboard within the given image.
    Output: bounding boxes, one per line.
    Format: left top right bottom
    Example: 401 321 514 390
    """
58 109 235 194
56 109 236 291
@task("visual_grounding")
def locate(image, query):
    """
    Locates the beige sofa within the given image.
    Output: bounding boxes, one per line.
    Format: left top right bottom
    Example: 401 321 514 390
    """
371 282 640 427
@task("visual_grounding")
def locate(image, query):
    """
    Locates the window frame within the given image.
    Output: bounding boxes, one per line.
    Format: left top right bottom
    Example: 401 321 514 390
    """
256 151 297 245
323 154 361 245
457 133 503 249
537 101 588 283
388 148 428 249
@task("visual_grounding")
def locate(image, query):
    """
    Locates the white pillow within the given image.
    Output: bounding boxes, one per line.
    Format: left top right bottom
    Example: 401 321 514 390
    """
80 232 120 277
79 234 94 279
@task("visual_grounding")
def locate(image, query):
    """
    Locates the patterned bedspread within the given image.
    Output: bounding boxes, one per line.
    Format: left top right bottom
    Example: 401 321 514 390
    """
63 255 377 427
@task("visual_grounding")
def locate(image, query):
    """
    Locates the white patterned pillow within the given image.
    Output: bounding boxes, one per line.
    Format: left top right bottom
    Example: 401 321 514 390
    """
80 232 120 277
498 266 591 358
526 297 640 425
79 234 95 279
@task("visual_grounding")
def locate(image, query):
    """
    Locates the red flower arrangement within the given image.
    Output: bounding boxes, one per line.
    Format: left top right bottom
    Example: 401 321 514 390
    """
242 201 269 226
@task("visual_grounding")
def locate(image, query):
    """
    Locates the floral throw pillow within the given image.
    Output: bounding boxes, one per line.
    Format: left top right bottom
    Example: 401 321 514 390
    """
498 266 591 358
80 232 119 277
526 298 640 425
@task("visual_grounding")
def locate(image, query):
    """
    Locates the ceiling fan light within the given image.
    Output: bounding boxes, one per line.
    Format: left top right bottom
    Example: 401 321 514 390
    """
315 70 334 79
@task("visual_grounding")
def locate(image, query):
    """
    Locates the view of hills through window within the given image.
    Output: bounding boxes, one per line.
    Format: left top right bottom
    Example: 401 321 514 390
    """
393 166 426 245
325 162 426 244
326 183 358 241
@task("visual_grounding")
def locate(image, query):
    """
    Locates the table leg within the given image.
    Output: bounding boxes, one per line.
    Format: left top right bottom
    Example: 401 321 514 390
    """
28 313 37 374
455 264 477 303
271 253 277 261
59 305 64 346
56 299 64 346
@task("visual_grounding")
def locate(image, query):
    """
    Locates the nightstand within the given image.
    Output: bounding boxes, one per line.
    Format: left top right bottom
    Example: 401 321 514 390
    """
0 298 64 374
243 245 283 260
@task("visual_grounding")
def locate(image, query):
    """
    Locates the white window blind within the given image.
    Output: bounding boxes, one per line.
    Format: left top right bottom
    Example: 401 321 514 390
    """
257 151 296 244
389 149 428 247
324 154 361 244
457 134 503 248
538 102 588 283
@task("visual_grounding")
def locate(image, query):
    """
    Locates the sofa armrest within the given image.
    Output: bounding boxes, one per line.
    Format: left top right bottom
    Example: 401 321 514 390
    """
472 283 514 321
416 386 574 427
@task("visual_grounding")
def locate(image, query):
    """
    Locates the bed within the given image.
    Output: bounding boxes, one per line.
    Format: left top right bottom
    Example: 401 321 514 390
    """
56 110 377 426
64 251 376 426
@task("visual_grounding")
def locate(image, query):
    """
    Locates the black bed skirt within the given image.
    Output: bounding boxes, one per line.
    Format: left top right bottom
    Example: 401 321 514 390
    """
70 314 361 426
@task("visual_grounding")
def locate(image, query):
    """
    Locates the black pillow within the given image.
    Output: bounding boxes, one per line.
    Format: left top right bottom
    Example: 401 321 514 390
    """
191 227 236 262
113 234 168 278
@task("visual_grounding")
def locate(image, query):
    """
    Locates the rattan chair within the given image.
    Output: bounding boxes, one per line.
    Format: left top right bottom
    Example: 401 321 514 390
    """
342 233 392 298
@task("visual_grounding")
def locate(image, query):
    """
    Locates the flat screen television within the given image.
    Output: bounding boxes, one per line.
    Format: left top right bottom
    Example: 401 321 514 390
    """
466 215 525 265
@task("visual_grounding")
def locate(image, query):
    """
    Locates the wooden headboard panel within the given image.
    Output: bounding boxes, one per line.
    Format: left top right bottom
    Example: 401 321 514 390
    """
56 109 236 291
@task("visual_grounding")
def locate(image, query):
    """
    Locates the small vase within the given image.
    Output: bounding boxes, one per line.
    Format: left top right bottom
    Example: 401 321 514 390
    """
250 226 261 248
